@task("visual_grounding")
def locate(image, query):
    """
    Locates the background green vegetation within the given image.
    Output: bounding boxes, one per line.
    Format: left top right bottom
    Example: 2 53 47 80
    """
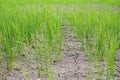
0 0 120 7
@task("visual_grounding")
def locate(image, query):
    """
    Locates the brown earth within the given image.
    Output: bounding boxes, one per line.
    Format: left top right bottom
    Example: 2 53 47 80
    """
4 24 120 80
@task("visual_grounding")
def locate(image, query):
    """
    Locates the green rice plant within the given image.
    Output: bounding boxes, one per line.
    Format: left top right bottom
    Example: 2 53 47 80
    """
61 7 120 79
62 9 86 49
0 9 17 70
0 6 44 71
31 6 62 80
0 22 14 71
42 6 62 62
103 12 119 80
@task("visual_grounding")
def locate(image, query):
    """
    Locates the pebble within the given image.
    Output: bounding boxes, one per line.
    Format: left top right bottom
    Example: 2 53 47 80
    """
14 67 20 71
8 73 14 76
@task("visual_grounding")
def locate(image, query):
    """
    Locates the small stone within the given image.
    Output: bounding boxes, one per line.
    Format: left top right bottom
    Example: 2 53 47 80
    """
8 73 14 76
81 74 86 77
14 68 20 71
115 49 120 61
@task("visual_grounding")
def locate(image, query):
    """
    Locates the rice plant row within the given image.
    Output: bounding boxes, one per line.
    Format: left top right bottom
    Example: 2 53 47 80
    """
61 8 120 79
0 6 62 80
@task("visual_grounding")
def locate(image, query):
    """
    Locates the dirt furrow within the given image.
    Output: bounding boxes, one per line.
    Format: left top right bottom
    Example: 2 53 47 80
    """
54 25 88 80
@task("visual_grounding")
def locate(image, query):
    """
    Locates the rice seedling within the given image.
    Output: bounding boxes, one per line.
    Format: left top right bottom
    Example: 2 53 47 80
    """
61 7 120 79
